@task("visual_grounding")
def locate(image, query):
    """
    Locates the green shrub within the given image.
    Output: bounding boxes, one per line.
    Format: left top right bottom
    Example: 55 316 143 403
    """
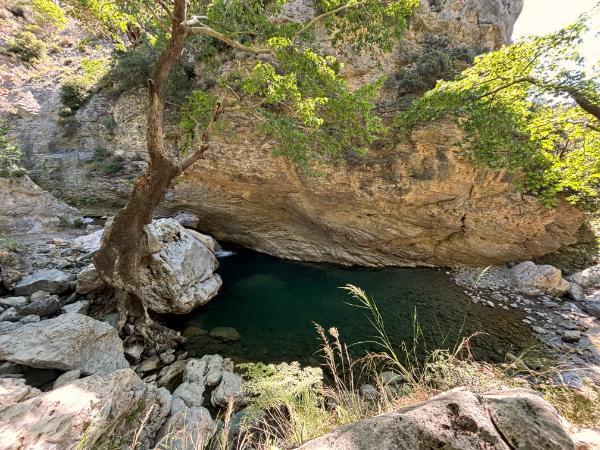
60 77 89 110
31 0 67 31
5 31 47 63
0 121 26 177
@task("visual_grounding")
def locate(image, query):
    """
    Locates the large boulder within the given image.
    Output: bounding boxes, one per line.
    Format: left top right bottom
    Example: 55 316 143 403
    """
136 219 222 314
13 269 70 295
0 369 171 450
509 261 570 296
155 406 215 450
0 313 129 375
568 265 600 293
298 388 572 450
0 176 80 234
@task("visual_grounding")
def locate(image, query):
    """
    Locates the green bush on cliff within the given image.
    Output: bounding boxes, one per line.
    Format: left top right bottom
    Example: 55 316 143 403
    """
396 16 600 210
31 0 68 31
0 121 26 178
5 30 47 63
60 58 111 111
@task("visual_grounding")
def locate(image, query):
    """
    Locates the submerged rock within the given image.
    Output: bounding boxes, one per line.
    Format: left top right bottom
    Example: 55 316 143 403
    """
0 313 129 375
13 269 70 295
298 388 573 450
509 261 569 297
0 369 170 449
209 326 240 342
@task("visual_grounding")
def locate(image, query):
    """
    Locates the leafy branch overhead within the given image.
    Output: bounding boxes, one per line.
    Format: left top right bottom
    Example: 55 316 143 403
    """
397 16 600 209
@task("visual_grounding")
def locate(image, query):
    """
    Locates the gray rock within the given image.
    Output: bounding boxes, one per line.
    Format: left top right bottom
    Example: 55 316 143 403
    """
532 326 547 335
72 229 104 252
30 290 50 301
380 371 404 386
211 371 248 408
0 322 19 334
53 369 81 389
99 312 119 328
567 282 586 302
0 297 28 308
17 295 61 317
76 263 106 295
580 298 600 319
157 359 187 389
137 219 223 314
160 349 176 365
62 300 90 315
0 313 129 375
0 377 41 407
156 406 215 450
187 229 219 253
172 382 205 413
359 384 380 401
0 307 20 322
562 330 581 343
14 269 70 295
138 355 160 373
298 388 572 450
0 369 170 449
173 211 200 229
184 355 227 386
19 315 40 324
568 264 600 292
509 261 570 297
209 326 240 342
124 343 145 361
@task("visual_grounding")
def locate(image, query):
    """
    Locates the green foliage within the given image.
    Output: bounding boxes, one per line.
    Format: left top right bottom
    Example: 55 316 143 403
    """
60 58 110 111
0 121 26 178
396 17 600 209
314 0 419 54
31 0 68 30
242 41 387 168
5 30 47 63
396 34 479 99
179 90 218 151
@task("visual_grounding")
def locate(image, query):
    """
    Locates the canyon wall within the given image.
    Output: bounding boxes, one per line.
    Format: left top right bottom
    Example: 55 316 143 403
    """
3 0 589 266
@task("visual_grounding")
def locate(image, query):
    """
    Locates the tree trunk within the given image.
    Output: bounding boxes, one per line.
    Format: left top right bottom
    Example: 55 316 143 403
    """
93 0 189 343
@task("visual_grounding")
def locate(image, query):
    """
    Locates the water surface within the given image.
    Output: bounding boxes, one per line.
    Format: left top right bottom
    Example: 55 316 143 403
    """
171 250 535 364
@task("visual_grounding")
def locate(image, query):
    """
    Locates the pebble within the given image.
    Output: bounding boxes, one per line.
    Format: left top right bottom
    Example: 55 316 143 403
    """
561 330 581 343
532 326 547 334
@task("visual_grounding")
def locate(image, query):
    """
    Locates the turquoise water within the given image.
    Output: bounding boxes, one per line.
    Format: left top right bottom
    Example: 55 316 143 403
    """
171 250 535 364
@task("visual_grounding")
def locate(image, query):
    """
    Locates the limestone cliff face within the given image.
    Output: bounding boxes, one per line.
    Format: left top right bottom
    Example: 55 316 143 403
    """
164 121 584 267
4 0 587 267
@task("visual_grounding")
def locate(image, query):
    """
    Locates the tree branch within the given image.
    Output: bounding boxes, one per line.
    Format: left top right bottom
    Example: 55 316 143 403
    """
178 101 224 173
186 26 272 54
294 1 368 37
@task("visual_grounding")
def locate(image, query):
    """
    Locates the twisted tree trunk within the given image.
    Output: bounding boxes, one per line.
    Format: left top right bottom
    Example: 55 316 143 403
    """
93 0 217 344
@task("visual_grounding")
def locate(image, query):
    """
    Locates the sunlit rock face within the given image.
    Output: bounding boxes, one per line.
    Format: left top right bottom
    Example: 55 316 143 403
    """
6 0 586 267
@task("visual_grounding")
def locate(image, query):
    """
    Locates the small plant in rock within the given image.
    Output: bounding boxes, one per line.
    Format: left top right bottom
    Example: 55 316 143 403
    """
60 77 89 110
5 30 47 63
0 121 26 177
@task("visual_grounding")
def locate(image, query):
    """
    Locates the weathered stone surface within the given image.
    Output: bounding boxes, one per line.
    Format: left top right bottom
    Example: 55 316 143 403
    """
171 382 205 413
72 228 104 252
138 355 161 373
568 282 587 302
569 265 600 292
187 229 219 253
0 176 80 234
155 406 215 450
0 377 40 407
53 369 81 389
0 322 19 334
173 211 200 229
157 359 187 389
0 297 27 308
562 330 582 343
184 355 228 386
125 343 145 361
62 299 90 315
0 313 129 375
13 269 70 295
298 388 572 450
76 263 106 294
571 428 600 450
16 295 61 317
0 369 170 450
136 219 222 314
18 315 40 324
0 308 20 322
581 298 600 319
211 371 248 408
510 261 570 296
